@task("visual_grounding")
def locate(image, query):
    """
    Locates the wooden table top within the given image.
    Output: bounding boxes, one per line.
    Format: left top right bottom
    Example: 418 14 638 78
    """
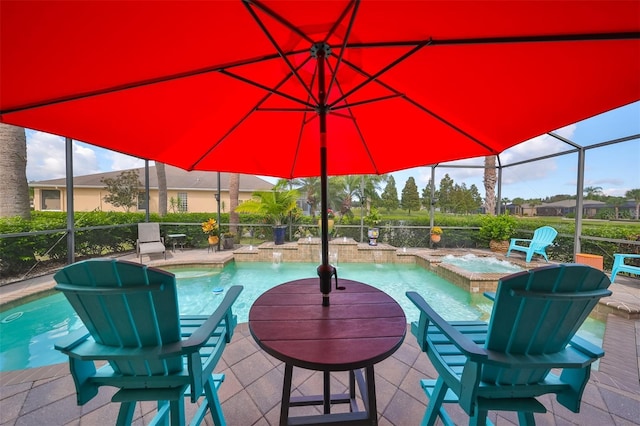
249 278 406 371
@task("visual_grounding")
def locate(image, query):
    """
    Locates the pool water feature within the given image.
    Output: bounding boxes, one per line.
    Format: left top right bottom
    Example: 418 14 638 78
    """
440 254 523 273
0 262 605 372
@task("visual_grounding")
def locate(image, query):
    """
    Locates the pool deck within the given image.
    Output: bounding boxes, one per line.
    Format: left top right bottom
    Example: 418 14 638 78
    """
1 247 639 425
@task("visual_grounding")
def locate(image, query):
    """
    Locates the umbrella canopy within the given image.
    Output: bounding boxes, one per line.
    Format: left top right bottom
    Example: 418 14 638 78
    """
2 0 639 303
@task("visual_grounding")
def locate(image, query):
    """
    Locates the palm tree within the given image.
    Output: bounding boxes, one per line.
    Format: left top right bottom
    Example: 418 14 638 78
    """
229 173 240 235
337 175 362 218
483 155 497 215
234 189 300 226
501 197 511 215
626 188 640 220
361 174 387 213
608 196 627 219
511 197 525 216
584 186 604 200
155 162 167 216
528 198 542 216
0 124 30 219
289 177 321 217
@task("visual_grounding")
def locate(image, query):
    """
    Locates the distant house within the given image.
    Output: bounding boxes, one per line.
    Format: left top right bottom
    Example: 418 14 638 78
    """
536 199 606 218
29 165 274 214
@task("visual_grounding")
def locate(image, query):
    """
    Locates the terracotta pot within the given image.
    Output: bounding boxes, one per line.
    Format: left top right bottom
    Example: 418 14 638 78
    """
430 234 441 243
208 235 219 245
489 240 510 253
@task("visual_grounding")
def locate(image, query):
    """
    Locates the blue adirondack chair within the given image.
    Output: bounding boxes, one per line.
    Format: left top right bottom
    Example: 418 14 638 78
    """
506 226 558 262
610 253 640 282
53 258 242 426
407 264 611 426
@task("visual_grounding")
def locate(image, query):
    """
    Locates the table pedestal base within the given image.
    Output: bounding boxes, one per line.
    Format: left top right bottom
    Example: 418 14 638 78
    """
280 364 377 426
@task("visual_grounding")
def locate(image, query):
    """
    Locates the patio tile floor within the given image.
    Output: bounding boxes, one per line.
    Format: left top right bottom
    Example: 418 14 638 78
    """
1 247 639 425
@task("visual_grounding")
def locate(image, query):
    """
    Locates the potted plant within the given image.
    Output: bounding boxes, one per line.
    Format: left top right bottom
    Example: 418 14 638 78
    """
479 214 517 252
201 218 219 246
234 188 300 245
430 226 443 243
222 232 236 250
364 207 381 246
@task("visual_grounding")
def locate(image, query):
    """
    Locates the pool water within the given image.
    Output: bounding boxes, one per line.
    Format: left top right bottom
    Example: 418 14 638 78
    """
441 253 524 273
0 262 605 372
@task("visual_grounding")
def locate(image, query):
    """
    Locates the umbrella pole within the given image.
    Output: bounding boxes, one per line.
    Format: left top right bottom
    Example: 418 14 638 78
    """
315 43 333 307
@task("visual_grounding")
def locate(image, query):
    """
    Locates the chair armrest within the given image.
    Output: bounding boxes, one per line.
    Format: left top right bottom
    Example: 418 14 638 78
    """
483 345 598 369
54 327 91 352
483 291 496 301
510 238 531 243
59 340 186 360
181 285 243 351
615 253 640 260
407 291 487 361
568 335 605 359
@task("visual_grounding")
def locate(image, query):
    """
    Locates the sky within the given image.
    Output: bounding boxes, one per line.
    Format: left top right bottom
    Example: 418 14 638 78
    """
25 102 639 201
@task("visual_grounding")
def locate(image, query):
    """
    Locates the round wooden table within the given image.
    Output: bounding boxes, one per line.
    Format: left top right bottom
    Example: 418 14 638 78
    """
249 278 406 426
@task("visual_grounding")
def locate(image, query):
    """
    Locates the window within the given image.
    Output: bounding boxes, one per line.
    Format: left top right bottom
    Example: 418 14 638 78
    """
41 189 61 211
137 192 148 211
178 192 188 212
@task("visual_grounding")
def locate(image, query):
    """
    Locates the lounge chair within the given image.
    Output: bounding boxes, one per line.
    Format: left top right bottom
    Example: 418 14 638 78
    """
506 225 557 262
407 264 611 426
136 222 166 262
53 258 242 426
610 253 640 282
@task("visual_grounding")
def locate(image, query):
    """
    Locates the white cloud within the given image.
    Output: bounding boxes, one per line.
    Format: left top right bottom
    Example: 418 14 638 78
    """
26 131 67 181
27 132 146 182
105 150 145 172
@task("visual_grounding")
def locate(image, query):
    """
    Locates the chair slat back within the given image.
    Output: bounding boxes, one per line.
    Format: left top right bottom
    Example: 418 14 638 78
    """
138 222 161 243
532 226 558 246
483 264 610 384
54 258 182 375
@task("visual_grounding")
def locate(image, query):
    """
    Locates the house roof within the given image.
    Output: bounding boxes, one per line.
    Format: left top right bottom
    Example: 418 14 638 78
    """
29 165 274 192
539 199 607 208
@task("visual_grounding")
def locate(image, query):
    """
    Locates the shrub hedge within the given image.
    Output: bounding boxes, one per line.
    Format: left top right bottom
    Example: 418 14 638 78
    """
1 212 638 278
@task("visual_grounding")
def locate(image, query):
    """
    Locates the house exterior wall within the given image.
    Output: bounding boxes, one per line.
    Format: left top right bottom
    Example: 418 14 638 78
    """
32 187 254 213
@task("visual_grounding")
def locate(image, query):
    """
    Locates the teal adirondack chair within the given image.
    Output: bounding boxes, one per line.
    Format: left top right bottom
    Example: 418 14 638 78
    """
506 226 558 262
53 258 242 426
407 264 611 426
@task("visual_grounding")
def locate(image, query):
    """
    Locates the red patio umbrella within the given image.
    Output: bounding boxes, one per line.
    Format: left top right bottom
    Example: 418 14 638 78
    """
1 0 639 304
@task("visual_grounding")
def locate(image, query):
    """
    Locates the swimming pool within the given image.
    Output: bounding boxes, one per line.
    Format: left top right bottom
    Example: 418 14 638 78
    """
0 262 605 372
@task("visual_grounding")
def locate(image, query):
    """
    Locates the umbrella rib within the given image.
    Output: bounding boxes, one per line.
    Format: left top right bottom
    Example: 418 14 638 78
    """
331 94 403 110
331 55 499 155
245 0 314 44
243 0 319 105
0 52 289 116
190 60 314 170
329 39 432 109
341 31 640 49
325 61 381 174
326 0 360 99
219 69 314 109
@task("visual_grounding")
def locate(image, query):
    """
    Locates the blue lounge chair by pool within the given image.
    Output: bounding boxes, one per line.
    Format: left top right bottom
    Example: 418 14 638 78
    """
610 253 640 282
506 226 558 263
407 264 611 426
53 258 242 426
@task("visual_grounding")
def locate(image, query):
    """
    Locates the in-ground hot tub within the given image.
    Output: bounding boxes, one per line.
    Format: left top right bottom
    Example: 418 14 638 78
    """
416 251 538 293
